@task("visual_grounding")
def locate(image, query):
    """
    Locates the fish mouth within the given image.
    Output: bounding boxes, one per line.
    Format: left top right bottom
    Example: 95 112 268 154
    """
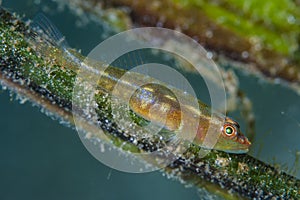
227 135 251 154
223 148 249 154
218 135 251 154
213 144 250 154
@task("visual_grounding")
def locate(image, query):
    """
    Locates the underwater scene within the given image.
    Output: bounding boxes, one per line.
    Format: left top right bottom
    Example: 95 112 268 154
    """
1 0 300 199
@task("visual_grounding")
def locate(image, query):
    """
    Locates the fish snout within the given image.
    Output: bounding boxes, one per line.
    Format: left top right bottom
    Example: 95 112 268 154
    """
237 134 251 147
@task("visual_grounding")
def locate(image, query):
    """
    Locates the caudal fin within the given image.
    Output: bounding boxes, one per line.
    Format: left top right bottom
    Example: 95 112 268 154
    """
30 13 69 49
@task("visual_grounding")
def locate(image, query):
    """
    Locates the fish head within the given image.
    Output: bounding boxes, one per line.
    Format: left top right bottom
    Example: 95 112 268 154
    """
213 117 251 153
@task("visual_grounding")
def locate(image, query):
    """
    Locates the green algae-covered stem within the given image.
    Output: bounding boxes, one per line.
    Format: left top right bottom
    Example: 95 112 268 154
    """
0 8 299 199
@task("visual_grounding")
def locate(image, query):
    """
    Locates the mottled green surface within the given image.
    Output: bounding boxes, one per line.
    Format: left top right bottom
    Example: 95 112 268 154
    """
173 0 300 56
0 17 76 103
1 7 299 199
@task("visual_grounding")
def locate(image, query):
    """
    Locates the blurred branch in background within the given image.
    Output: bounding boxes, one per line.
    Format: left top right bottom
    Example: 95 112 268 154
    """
63 0 300 95
0 7 299 199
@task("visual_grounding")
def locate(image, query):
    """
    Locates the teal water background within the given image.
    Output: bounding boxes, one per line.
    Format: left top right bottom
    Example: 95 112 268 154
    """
1 0 300 199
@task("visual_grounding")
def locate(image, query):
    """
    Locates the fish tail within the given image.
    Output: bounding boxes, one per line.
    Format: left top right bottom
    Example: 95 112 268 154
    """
30 13 69 49
27 13 83 69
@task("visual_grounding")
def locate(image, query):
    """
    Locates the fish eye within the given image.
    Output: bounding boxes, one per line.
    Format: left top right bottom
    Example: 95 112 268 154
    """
223 124 237 137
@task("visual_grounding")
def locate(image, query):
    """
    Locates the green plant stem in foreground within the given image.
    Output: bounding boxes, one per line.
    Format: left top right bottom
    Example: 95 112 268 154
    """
0 8 299 200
